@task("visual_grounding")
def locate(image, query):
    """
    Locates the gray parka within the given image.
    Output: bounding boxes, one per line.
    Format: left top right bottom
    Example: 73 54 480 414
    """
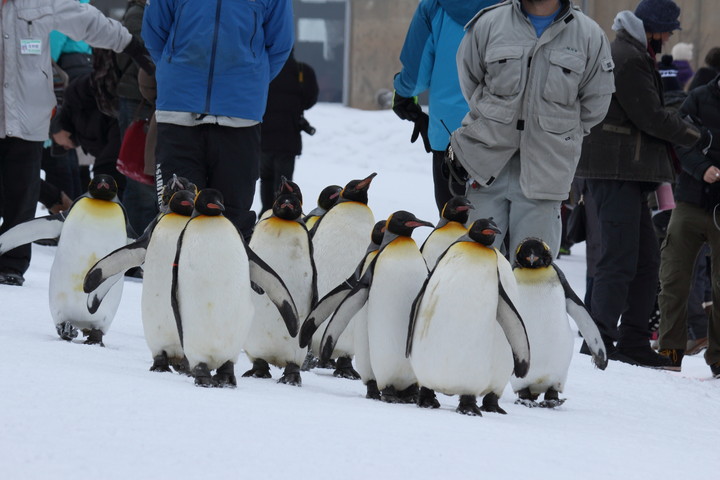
450 0 615 201
1 0 131 141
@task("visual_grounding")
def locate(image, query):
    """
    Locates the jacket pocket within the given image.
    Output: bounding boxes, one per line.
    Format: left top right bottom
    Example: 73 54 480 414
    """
16 6 53 38
543 49 585 105
484 46 524 97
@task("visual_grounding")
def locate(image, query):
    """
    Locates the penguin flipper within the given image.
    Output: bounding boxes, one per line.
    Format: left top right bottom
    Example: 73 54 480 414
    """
246 246 300 338
552 264 608 370
299 280 354 348
83 230 152 293
406 273 432 357
496 265 530 379
319 273 372 363
86 271 125 314
0 213 65 255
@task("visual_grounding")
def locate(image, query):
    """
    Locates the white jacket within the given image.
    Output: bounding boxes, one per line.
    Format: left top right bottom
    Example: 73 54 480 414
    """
1 0 131 141
450 0 615 200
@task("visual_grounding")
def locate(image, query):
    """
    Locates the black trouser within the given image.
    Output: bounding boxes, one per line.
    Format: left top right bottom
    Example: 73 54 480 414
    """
587 179 660 348
259 151 295 214
155 122 260 240
0 137 43 274
432 150 464 214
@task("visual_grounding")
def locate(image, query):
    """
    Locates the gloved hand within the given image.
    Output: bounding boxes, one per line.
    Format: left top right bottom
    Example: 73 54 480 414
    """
698 126 713 155
392 91 423 122
410 112 431 153
123 35 155 76
441 144 469 183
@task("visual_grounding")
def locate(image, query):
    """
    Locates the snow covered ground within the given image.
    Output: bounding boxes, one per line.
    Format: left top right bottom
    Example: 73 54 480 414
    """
1 104 718 479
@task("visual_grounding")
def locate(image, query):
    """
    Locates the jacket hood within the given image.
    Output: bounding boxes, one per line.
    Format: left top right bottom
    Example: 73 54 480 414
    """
613 10 647 47
438 0 498 26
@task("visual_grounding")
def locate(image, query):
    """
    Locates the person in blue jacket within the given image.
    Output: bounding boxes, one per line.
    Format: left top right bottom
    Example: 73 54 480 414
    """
392 0 499 214
142 0 294 239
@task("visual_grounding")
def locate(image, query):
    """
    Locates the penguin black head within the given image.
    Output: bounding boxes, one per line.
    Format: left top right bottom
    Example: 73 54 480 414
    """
370 220 386 246
340 172 377 204
514 237 553 269
468 218 501 247
168 190 196 217
441 196 474 224
276 177 303 206
272 193 303 221
88 174 118 201
194 189 225 216
317 185 342 211
385 210 434 237
161 174 198 206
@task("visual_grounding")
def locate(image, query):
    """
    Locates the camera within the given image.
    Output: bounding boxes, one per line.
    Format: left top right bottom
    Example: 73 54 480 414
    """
299 116 316 136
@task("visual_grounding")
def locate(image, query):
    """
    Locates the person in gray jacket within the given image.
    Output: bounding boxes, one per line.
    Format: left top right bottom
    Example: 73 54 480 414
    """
0 0 153 286
575 0 712 368
449 0 614 260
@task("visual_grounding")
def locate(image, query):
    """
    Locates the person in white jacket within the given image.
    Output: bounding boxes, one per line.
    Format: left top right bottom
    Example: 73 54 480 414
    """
0 0 153 286
450 0 615 259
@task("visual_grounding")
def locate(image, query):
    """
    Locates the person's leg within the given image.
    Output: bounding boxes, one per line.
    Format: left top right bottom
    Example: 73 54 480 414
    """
0 138 43 278
704 213 720 367
586 180 642 345
617 197 661 348
259 152 276 214
465 159 512 254
206 124 260 240
155 123 208 199
687 243 710 341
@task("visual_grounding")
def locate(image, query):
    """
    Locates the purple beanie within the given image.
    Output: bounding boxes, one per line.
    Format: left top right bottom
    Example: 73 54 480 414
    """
635 0 681 33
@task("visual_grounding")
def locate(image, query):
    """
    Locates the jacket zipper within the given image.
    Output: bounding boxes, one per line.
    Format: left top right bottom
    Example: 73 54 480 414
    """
205 0 223 113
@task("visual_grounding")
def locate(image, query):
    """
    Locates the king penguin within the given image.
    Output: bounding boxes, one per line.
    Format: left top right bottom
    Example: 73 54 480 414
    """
407 218 531 416
511 237 607 407
242 192 317 386
303 184 342 230
172 189 299 387
308 173 377 379
318 211 434 403
420 196 473 271
0 175 133 346
84 188 197 373
258 177 303 222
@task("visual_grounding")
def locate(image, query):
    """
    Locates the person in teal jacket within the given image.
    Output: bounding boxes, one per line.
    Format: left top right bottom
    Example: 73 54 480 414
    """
143 0 294 238
392 0 499 214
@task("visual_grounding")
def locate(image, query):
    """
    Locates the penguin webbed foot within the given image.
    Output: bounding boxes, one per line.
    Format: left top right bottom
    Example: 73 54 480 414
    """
193 363 216 388
538 388 565 408
480 392 507 415
365 380 381 400
380 386 403 404
514 388 540 408
332 356 360 380
212 361 237 388
417 386 440 409
241 358 272 379
300 351 318 371
82 328 105 347
150 352 172 373
171 356 192 376
56 321 78 342
277 363 302 386
456 395 483 416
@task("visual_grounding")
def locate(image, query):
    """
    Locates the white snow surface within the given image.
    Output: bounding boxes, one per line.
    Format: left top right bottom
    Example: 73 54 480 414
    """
1 104 718 479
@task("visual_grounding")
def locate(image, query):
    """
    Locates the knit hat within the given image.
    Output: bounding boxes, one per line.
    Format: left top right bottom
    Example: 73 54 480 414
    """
658 54 682 91
635 0 681 33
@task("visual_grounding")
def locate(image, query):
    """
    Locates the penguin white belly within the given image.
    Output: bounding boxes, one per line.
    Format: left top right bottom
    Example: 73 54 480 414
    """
421 223 467 271
178 218 253 371
245 218 313 367
411 244 511 396
367 238 425 391
311 202 374 356
141 214 188 360
49 199 127 332
511 272 573 394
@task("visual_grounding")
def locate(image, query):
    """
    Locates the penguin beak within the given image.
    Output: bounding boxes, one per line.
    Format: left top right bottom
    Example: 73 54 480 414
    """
456 206 470 212
526 253 539 266
181 200 193 207
207 202 225 212
356 172 377 190
481 228 499 236
406 219 434 229
329 191 340 200
98 181 110 190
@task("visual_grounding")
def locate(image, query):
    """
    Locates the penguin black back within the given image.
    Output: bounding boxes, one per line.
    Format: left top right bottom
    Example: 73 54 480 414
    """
88 174 118 201
514 238 553 269
468 218 501 246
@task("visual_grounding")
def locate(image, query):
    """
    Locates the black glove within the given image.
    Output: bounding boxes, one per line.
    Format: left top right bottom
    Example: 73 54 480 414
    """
410 112 431 153
698 126 713 155
392 91 423 122
441 145 469 196
123 35 155 76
